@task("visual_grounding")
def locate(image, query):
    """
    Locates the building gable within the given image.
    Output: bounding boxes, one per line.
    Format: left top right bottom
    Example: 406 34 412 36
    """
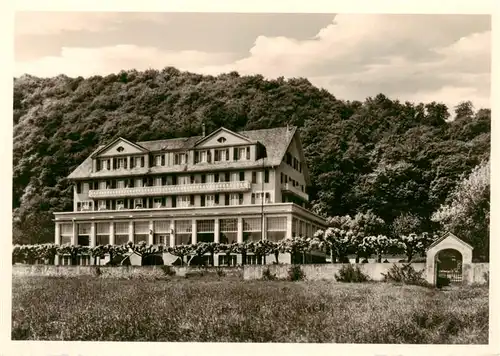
283 131 311 185
194 127 254 148
92 138 148 158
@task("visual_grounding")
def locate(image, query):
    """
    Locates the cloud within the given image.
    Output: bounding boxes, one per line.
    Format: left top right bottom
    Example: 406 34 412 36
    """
15 45 236 78
14 13 491 110
15 12 168 35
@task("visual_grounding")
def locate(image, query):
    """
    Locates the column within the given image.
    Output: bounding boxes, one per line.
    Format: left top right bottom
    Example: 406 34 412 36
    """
127 156 131 170
214 218 220 243
148 220 154 245
90 222 96 247
54 223 60 265
109 221 115 245
286 215 293 239
262 216 267 240
71 221 77 246
169 220 175 247
54 223 61 245
191 219 197 244
128 221 134 243
237 217 243 243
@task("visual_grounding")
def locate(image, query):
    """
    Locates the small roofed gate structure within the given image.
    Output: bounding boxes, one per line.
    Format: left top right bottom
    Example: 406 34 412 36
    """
425 232 473 285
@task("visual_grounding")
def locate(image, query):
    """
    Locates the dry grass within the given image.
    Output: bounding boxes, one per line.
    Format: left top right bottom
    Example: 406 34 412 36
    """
11 276 488 343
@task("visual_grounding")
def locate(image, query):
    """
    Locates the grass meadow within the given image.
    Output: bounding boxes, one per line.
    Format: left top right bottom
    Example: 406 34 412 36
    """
11 275 489 343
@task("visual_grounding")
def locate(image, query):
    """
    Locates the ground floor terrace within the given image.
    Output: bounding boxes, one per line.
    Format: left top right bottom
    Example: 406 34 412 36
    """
53 203 327 266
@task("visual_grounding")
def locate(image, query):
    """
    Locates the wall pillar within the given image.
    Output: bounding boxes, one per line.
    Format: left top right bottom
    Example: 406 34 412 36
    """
148 220 154 245
54 223 61 245
237 217 243 243
262 216 267 240
109 222 115 245
214 218 220 243
286 215 293 239
90 222 96 247
128 221 134 243
169 221 175 247
71 221 77 246
192 219 197 244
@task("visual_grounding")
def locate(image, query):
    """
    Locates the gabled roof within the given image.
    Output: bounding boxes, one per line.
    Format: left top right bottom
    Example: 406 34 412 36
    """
91 137 148 158
427 231 474 251
194 127 255 146
67 126 299 179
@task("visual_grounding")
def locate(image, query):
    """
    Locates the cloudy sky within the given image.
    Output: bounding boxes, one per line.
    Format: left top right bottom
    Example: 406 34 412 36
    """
14 12 491 111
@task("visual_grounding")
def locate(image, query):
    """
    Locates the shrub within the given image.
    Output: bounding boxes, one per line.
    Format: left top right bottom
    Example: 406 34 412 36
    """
483 271 489 285
287 265 305 281
436 276 451 289
215 267 226 278
160 265 176 276
335 264 369 283
262 267 276 281
185 270 205 279
382 263 428 286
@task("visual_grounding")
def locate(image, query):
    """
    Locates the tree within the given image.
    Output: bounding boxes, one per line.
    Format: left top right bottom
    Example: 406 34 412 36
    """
167 245 193 266
431 160 490 261
392 212 422 237
313 228 352 263
397 233 434 262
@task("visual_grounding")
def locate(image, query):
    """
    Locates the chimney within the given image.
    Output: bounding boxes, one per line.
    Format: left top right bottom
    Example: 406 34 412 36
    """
202 123 206 137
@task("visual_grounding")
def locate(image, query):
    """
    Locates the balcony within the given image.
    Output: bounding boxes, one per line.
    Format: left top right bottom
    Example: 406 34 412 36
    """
282 183 309 202
88 181 252 199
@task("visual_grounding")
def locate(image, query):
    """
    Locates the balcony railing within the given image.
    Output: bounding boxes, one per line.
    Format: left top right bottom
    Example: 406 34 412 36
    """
282 183 309 202
88 181 252 199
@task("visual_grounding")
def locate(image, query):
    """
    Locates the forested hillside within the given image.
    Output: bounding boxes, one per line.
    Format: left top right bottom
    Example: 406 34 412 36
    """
13 67 490 258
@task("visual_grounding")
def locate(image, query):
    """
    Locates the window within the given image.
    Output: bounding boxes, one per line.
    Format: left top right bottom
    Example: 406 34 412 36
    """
154 177 162 186
117 157 127 169
217 137 227 143
206 194 216 206
286 152 292 165
155 155 162 166
229 193 240 206
264 169 269 183
237 147 248 161
96 222 109 245
175 220 192 245
252 172 257 184
239 172 245 181
195 150 208 163
80 201 92 211
178 176 190 185
153 198 163 208
177 196 191 207
214 148 230 162
206 174 215 183
243 218 262 242
220 218 237 244
134 198 143 209
76 182 82 194
98 200 107 211
116 199 125 210
174 152 187 165
117 180 125 189
267 217 286 242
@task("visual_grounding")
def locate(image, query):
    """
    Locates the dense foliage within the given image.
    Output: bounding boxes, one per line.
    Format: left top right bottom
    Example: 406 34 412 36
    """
13 68 490 258
13 225 435 266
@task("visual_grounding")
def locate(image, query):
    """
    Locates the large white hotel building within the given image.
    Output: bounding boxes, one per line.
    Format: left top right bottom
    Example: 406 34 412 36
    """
53 126 327 265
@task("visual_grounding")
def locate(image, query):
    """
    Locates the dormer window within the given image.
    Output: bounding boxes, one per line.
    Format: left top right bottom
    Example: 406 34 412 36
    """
217 137 227 143
116 146 125 152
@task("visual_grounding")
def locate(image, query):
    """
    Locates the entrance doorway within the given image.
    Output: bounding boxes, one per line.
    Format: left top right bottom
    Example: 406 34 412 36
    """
436 248 463 284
